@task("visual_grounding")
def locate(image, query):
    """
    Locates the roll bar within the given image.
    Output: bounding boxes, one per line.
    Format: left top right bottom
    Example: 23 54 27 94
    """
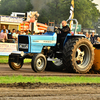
66 19 78 34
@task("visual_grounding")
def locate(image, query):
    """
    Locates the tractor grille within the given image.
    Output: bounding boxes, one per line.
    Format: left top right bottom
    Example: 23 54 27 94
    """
18 36 29 52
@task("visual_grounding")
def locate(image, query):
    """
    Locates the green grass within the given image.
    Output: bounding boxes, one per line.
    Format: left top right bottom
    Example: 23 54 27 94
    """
0 76 100 84
0 56 31 64
0 56 100 84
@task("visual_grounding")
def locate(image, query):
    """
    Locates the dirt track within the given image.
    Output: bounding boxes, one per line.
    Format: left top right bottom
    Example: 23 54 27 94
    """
0 83 100 100
0 64 100 100
0 64 100 76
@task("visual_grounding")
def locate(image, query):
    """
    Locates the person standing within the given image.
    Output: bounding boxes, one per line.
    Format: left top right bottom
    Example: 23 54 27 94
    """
88 34 91 41
85 32 89 39
25 30 29 35
96 37 100 44
90 32 95 44
78 32 81 34
1 25 8 33
0 29 8 42
27 30 31 35
19 31 23 35
8 30 12 39
12 29 17 39
8 30 11 35
16 30 19 38
12 29 17 43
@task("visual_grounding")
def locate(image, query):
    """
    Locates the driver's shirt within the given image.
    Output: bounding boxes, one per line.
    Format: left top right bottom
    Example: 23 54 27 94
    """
58 25 70 37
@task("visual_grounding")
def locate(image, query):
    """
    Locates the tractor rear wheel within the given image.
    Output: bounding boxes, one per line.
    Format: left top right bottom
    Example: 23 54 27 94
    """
63 37 94 74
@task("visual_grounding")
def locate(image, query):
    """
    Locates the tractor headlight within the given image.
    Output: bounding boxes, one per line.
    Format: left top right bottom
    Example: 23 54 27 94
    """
20 51 24 56
19 44 28 49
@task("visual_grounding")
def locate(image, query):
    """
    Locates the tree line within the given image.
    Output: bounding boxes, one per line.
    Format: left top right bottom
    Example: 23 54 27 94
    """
0 0 33 15
0 0 99 28
38 0 100 28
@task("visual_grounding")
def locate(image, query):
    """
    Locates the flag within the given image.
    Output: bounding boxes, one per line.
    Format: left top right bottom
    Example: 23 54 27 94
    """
69 0 74 31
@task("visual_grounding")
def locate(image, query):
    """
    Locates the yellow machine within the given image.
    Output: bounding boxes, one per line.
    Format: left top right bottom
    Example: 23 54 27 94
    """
93 45 100 71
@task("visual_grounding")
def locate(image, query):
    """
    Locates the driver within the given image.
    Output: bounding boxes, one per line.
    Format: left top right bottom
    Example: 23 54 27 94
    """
56 20 70 50
58 20 70 37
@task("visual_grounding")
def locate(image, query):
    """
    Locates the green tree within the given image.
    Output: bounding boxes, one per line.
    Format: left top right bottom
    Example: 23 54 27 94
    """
74 0 99 28
0 0 33 15
39 0 70 24
39 0 99 28
24 0 33 12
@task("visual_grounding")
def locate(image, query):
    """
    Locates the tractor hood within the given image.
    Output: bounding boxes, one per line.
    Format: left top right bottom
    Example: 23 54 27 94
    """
18 32 57 53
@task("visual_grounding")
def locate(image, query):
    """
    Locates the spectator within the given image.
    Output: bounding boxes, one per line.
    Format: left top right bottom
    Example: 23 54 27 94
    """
19 31 22 35
43 30 47 34
37 33 41 35
12 29 17 43
96 37 100 44
25 30 29 35
42 30 47 35
90 32 95 44
8 30 12 39
16 30 19 38
0 29 7 42
12 29 18 38
12 29 16 38
88 34 91 41
26 30 31 35
16 30 20 34
85 32 89 39
33 31 35 35
1 25 8 33
8 30 11 35
22 31 26 35
78 32 81 34
15 30 20 42
80 32 83 34
28 30 31 35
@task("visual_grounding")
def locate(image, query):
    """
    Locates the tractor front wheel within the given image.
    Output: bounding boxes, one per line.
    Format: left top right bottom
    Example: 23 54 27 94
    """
9 59 23 70
31 54 47 72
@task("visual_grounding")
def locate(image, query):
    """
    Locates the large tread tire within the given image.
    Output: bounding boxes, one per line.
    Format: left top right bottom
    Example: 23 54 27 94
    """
31 54 47 73
63 37 94 74
9 58 23 70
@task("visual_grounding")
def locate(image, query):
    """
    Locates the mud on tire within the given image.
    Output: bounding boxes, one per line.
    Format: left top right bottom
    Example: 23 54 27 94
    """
63 37 94 74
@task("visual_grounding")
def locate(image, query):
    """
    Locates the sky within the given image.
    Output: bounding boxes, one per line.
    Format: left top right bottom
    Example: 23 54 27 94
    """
92 0 100 11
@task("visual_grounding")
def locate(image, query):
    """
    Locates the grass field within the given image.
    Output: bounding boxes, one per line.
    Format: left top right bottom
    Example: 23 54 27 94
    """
0 76 100 84
0 56 100 84
0 56 31 64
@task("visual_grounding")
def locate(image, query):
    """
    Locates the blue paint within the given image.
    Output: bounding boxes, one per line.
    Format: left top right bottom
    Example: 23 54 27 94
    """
18 32 57 53
63 33 86 46
30 32 57 53
18 32 85 54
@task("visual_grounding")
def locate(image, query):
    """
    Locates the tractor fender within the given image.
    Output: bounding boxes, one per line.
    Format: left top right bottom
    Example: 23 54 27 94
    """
63 33 86 46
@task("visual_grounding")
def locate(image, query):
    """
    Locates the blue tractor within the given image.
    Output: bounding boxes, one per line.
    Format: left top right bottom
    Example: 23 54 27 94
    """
9 19 94 73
